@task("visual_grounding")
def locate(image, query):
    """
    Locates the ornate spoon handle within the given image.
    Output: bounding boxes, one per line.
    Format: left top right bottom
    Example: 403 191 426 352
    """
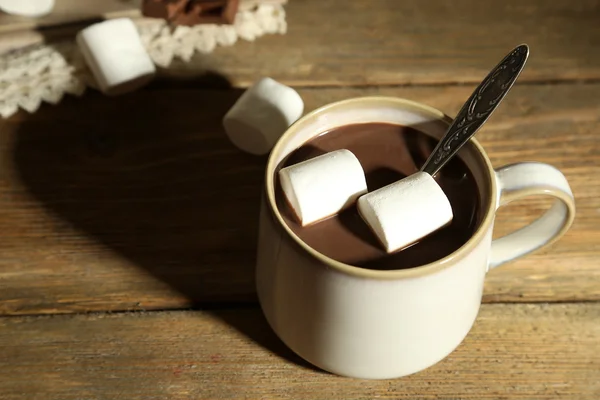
421 44 529 176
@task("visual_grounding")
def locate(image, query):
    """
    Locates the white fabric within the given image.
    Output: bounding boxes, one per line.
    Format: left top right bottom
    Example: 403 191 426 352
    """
0 4 287 118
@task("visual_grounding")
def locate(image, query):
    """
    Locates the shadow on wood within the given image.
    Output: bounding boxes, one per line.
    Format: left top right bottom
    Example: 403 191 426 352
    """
11 71 320 371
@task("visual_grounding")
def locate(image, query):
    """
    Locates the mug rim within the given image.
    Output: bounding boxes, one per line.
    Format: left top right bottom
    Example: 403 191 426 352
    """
265 96 498 279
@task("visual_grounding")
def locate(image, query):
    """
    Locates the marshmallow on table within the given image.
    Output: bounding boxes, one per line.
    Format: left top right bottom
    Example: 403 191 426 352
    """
0 0 54 17
76 18 156 96
279 149 367 226
357 171 453 253
223 77 304 155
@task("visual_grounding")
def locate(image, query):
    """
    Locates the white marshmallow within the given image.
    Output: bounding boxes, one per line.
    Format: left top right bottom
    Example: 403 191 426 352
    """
76 18 156 96
0 0 54 17
357 171 453 253
279 149 367 226
223 77 303 155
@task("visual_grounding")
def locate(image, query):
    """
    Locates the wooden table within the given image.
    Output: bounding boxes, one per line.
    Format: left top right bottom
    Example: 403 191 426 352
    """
1 1 599 398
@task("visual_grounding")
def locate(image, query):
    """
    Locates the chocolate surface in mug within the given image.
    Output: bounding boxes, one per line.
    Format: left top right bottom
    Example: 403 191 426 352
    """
275 122 483 270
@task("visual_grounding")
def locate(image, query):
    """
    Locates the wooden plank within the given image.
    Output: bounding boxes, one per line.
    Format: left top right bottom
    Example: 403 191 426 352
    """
0 83 599 315
1 1 598 85
0 304 598 399
0 0 141 33
162 0 600 86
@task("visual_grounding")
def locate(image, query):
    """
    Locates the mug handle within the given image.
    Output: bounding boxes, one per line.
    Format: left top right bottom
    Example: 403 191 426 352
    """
489 162 576 269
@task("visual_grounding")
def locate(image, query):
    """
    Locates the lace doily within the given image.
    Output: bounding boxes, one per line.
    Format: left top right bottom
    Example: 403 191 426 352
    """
0 3 287 118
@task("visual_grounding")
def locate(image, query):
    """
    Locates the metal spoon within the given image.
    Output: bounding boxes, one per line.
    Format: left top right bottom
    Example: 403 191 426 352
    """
421 44 530 176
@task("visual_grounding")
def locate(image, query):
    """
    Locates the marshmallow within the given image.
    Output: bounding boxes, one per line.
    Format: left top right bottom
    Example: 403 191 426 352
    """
223 77 303 155
357 171 453 253
76 18 156 96
0 0 54 17
279 149 367 226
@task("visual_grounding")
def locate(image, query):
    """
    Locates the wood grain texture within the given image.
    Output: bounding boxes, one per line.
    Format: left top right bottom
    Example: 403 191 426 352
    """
0 83 598 315
0 0 141 33
1 0 597 85
0 304 598 399
164 0 600 86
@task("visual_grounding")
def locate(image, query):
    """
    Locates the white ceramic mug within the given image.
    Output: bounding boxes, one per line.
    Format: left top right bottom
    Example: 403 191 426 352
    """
256 97 575 380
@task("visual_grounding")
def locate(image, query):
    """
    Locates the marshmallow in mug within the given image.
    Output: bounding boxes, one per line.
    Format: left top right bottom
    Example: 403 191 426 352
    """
0 0 54 17
358 171 453 253
223 77 304 155
77 18 156 96
279 149 368 226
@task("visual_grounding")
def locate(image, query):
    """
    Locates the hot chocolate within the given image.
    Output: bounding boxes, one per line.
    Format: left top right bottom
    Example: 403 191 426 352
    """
275 122 482 270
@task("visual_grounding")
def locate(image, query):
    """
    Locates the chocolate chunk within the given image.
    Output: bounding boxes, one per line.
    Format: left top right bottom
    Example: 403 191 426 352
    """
141 0 189 20
172 0 240 25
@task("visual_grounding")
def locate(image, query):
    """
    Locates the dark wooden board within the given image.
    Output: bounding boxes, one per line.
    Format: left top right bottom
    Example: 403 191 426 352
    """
1 304 599 399
164 0 600 86
0 83 598 315
2 0 598 85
